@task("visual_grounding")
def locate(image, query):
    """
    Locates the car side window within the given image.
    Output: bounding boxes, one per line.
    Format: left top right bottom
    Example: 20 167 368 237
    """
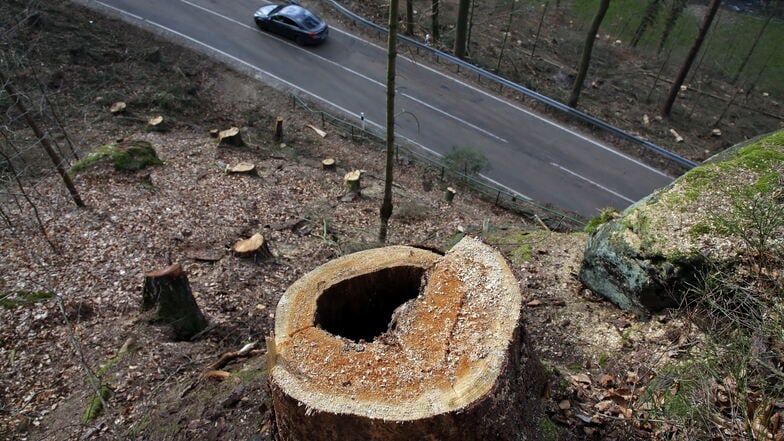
273 16 299 28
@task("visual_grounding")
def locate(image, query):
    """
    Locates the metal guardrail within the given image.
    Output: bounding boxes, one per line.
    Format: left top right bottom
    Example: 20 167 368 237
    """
291 95 587 230
321 0 699 170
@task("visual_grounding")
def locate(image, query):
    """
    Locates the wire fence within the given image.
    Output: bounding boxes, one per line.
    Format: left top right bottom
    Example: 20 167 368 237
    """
291 94 588 231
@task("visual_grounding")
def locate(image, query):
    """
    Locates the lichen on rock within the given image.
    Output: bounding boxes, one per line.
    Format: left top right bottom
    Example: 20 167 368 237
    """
580 130 784 316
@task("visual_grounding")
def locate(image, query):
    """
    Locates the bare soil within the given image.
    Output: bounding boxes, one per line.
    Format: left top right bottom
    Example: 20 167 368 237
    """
0 1 717 440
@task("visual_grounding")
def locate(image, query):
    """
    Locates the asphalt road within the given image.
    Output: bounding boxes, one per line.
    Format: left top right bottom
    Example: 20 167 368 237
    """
74 0 673 218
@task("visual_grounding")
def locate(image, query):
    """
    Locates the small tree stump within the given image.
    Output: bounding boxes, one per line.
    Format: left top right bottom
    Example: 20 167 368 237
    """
274 116 284 141
209 129 220 138
147 115 167 132
269 237 545 440
109 101 127 115
444 186 457 203
343 170 361 193
322 158 336 171
232 233 273 260
226 162 257 175
141 263 208 340
218 127 244 147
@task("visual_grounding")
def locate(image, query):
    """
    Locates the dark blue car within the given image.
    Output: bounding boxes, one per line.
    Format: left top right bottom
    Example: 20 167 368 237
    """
254 4 328 45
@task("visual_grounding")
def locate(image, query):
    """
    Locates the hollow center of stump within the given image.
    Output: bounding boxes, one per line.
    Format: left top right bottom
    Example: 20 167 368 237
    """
314 265 424 342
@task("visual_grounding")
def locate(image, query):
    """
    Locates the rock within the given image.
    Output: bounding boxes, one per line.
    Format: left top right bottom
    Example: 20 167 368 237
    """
579 130 784 316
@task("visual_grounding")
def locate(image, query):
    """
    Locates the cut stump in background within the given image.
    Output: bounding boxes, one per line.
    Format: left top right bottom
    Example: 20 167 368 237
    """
141 263 207 340
218 127 244 147
321 158 335 171
269 236 545 441
232 233 273 260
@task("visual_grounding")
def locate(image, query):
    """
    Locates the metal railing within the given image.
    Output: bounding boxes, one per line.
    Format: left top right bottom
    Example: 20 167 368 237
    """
321 0 699 170
291 95 587 231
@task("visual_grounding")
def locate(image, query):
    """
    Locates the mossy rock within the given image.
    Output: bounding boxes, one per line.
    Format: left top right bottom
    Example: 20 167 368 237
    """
579 130 784 316
0 290 54 308
69 140 162 175
113 140 163 171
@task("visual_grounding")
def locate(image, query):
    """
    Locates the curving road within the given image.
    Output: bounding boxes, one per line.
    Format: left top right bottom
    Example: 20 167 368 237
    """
72 0 673 218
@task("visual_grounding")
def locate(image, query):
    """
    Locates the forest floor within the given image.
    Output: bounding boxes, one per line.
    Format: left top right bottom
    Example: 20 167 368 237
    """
0 0 749 440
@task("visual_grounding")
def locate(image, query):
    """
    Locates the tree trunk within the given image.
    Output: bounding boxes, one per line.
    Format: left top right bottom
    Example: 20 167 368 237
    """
658 0 688 54
269 238 545 441
730 13 772 85
630 0 661 48
431 0 440 42
454 0 471 59
141 263 207 340
568 0 610 108
405 0 414 36
0 72 84 208
379 0 399 244
661 0 721 117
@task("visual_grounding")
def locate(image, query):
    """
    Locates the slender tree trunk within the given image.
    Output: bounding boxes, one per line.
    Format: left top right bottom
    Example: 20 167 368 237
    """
568 0 611 108
378 0 399 243
658 0 688 54
405 0 414 36
497 0 516 71
431 0 440 42
630 0 661 47
531 1 549 60
0 72 84 208
730 13 772 85
661 0 721 117
454 0 471 59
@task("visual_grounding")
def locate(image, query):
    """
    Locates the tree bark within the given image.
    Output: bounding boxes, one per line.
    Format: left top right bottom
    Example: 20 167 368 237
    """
405 0 414 36
141 263 207 340
269 238 545 441
431 0 440 42
379 0 399 243
661 0 721 117
0 72 84 208
568 0 610 108
454 0 471 59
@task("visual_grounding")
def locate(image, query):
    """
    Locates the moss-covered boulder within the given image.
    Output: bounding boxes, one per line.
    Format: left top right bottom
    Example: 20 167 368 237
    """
579 130 784 316
69 139 162 175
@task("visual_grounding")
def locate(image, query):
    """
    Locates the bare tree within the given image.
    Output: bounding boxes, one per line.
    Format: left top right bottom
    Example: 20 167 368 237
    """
405 0 414 36
454 0 471 59
0 71 84 208
730 12 772 85
431 0 440 42
661 0 721 117
658 0 688 54
630 0 662 47
378 0 400 243
568 0 611 108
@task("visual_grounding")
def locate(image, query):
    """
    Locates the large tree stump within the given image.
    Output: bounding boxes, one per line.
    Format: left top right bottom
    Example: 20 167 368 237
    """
141 263 207 340
269 236 545 441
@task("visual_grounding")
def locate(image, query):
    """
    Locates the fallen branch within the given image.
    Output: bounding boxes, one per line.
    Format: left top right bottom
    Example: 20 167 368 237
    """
206 342 263 371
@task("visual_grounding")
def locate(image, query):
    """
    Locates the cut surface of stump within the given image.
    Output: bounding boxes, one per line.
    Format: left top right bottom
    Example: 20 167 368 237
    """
141 263 207 340
218 126 244 147
270 236 544 440
321 158 335 170
226 162 257 175
232 233 273 259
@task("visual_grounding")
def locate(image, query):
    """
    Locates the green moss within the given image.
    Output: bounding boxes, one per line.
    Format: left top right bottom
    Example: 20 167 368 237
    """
82 383 112 423
733 143 784 173
538 415 560 441
0 290 54 308
751 172 782 194
68 145 116 176
510 242 534 264
68 140 162 175
584 207 619 233
597 352 611 368
688 223 711 239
